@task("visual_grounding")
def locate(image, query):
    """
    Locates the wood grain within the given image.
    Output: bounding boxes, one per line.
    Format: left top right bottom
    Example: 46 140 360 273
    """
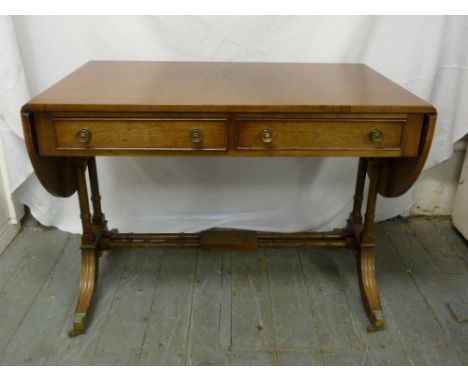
53 118 228 151
21 61 436 196
378 113 437 197
236 118 404 152
21 112 77 197
33 112 423 158
22 61 434 114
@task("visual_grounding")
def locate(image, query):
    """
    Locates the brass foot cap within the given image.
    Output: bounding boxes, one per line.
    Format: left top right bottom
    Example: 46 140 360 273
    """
68 313 87 338
367 320 385 333
68 327 84 338
367 310 384 333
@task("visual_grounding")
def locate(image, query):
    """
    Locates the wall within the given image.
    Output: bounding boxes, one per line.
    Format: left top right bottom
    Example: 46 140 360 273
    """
411 138 466 215
0 134 23 253
452 143 468 239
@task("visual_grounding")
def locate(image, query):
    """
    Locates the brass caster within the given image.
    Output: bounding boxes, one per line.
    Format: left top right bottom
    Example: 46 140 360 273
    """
68 313 87 338
367 322 383 333
366 310 385 333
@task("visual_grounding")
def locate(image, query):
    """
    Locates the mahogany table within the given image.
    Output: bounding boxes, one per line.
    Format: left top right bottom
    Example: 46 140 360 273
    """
21 61 436 337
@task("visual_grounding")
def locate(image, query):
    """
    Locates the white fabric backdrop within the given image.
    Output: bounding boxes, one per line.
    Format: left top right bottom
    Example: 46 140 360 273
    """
1 15 467 233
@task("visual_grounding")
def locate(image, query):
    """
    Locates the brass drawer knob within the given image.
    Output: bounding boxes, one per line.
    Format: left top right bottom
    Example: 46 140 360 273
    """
76 128 91 143
259 128 273 143
190 128 203 144
369 128 384 143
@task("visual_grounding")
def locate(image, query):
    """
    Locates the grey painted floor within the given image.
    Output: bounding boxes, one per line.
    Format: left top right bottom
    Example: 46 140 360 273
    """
0 216 467 365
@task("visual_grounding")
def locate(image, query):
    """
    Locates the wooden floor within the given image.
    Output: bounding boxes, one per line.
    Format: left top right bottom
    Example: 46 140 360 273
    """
0 216 467 365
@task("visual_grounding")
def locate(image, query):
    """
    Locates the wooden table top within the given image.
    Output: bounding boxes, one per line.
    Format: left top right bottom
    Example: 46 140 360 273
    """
23 61 434 114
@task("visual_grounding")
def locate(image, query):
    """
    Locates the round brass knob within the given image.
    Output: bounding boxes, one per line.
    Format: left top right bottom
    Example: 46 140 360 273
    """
369 128 384 143
259 128 273 143
189 129 203 144
76 128 91 143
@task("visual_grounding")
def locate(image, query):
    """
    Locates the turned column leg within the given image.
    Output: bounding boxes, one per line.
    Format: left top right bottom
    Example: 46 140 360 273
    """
88 157 107 229
357 158 385 332
69 159 99 337
87 157 108 257
350 158 368 226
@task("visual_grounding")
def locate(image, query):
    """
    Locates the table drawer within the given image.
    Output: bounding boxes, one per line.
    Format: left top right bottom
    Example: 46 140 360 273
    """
53 118 228 151
236 119 406 154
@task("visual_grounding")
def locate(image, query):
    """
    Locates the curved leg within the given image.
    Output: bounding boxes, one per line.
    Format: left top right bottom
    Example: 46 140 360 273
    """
358 246 384 332
357 159 385 332
69 159 99 337
69 248 98 337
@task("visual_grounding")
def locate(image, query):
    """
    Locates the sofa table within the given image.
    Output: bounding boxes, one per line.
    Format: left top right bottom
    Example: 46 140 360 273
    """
21 61 436 337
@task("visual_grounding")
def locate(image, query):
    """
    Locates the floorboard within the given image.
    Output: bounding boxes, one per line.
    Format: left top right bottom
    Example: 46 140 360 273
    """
384 219 467 364
231 251 276 350
0 217 466 365
137 248 197 366
93 248 163 365
0 229 71 359
298 248 363 352
186 250 231 366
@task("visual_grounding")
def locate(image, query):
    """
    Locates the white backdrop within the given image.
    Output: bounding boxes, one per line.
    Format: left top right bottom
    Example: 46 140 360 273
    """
1 15 467 233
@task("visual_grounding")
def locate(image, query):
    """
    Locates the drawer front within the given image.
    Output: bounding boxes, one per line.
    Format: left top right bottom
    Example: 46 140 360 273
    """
236 119 405 153
53 118 228 151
